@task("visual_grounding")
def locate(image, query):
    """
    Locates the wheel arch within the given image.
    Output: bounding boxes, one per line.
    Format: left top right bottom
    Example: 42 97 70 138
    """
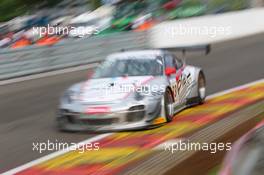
166 86 175 102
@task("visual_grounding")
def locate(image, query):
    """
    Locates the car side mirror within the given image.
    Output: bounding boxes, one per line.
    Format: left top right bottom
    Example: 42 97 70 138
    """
165 67 176 76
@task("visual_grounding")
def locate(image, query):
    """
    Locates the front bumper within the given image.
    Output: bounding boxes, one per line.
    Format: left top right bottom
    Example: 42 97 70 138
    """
57 100 163 132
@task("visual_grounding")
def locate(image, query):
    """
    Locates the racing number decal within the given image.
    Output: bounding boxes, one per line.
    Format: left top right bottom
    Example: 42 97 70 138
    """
171 80 178 100
171 69 192 103
177 72 191 100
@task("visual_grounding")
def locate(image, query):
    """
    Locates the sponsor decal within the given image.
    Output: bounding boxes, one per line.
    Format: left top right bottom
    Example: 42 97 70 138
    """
85 106 111 114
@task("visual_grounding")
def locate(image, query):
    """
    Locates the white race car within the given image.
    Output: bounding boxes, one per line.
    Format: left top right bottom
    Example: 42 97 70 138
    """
57 46 210 132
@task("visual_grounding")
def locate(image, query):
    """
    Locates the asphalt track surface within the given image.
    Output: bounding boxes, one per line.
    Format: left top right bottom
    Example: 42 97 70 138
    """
0 34 264 173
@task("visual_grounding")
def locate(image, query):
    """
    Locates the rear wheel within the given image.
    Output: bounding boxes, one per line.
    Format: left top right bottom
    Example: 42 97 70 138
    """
197 72 206 104
164 89 174 122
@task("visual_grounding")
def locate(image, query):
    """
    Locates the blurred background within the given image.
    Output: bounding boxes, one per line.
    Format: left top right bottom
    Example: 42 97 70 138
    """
0 0 262 49
1 1 264 175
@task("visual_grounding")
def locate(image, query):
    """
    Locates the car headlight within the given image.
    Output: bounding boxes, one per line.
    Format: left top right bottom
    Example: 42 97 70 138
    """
134 91 145 101
63 90 79 104
134 86 163 101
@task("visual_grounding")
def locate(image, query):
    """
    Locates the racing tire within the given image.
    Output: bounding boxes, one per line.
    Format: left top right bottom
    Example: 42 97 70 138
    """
197 71 206 104
164 89 174 122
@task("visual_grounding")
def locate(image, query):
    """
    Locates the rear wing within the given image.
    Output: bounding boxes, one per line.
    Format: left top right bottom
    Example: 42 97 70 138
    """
168 44 211 56
166 44 211 64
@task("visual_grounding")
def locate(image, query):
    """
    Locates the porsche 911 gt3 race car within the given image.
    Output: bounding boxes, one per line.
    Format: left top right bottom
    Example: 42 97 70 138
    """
57 47 209 132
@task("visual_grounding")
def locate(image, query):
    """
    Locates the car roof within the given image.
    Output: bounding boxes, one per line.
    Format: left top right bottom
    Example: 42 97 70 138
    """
107 50 165 60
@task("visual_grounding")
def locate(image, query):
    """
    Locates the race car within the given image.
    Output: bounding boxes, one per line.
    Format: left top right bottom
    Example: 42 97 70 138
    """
219 120 264 175
57 47 209 132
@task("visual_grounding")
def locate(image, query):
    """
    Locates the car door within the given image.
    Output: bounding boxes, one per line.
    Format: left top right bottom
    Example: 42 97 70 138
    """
165 53 191 105
164 53 181 106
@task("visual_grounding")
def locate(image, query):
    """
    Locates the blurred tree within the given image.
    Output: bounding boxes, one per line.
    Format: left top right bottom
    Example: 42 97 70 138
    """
208 0 248 12
91 0 102 10
21 0 63 7
0 0 63 22
0 0 26 21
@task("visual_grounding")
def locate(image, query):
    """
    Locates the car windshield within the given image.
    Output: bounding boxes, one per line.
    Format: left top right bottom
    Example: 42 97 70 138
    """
92 57 163 78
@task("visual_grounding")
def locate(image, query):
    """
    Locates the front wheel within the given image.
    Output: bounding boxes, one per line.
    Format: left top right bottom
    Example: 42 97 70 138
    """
197 72 206 104
164 89 174 122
